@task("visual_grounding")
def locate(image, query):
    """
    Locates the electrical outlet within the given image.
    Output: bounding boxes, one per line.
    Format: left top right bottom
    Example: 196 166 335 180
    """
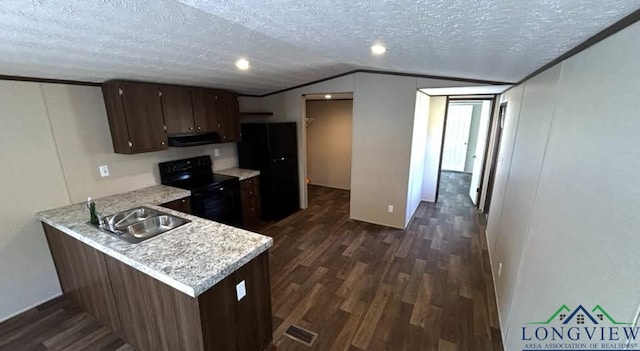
98 165 110 177
387 205 394 213
214 148 220 157
236 280 246 301
498 262 503 277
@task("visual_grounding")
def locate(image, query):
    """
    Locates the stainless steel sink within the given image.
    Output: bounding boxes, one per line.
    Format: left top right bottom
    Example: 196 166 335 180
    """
110 207 160 229
126 215 189 239
96 207 190 243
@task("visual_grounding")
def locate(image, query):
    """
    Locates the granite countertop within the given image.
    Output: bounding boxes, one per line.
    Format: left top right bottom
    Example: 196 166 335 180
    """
36 185 273 298
215 167 260 181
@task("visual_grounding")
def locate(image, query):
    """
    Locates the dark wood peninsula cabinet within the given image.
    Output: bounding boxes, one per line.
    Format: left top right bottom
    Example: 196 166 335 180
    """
103 80 241 154
43 223 273 351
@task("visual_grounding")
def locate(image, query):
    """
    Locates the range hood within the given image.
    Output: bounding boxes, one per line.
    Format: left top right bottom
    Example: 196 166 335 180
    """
167 133 221 147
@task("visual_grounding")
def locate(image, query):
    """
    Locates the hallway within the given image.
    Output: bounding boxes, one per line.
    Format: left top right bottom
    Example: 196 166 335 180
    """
263 177 503 350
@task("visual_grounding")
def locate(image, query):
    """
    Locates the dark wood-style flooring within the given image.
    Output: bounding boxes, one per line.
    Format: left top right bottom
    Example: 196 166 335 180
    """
0 171 503 351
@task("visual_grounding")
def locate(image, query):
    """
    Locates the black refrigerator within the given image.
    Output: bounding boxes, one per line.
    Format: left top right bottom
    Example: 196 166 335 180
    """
237 122 300 221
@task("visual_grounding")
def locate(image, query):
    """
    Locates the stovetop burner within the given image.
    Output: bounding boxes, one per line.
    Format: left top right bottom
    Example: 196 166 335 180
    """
159 156 238 191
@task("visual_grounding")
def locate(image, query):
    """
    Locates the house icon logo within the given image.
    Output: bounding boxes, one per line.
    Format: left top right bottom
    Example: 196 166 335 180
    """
527 304 631 326
521 305 638 351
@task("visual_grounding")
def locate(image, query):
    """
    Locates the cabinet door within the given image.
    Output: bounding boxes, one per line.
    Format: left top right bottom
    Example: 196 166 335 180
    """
160 197 191 214
43 224 123 335
120 82 168 153
103 82 132 153
192 89 220 133
235 252 272 351
198 272 239 351
240 177 261 229
218 92 241 143
160 86 195 134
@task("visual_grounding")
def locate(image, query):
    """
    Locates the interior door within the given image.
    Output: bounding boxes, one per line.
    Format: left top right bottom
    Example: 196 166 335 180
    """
469 101 493 204
484 102 507 214
442 104 474 172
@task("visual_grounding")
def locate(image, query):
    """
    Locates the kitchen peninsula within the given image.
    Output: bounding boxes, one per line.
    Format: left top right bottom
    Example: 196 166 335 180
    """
36 185 273 351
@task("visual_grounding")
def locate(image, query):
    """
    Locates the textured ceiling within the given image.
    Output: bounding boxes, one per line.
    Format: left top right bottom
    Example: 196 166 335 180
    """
0 0 638 94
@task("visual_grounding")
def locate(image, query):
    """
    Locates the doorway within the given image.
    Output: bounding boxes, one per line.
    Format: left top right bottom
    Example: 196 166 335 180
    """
483 102 507 214
437 97 495 204
303 93 353 207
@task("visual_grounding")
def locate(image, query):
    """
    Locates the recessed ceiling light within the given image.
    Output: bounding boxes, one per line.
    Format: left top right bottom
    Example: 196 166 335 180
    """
236 58 250 70
371 44 387 55
325 94 332 99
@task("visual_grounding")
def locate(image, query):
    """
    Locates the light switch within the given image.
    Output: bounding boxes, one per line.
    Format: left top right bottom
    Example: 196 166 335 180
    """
214 148 220 157
236 280 246 301
387 205 394 213
99 165 110 177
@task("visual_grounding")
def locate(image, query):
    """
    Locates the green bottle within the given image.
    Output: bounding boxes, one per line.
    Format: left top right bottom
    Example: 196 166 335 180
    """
87 197 99 225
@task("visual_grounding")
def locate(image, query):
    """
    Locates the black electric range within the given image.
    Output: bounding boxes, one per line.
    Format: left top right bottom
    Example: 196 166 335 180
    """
159 156 241 227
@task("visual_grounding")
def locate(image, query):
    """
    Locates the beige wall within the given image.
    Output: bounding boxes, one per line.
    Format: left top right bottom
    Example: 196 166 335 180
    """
41 83 237 203
0 81 69 321
406 92 430 223
240 72 476 228
486 21 640 349
350 73 419 228
488 65 562 333
305 99 353 190
421 96 447 202
0 81 238 321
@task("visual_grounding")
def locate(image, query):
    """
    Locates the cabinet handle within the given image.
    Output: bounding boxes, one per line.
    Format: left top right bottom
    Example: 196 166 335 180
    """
197 126 201 130
128 141 133 148
189 126 194 130
181 199 186 203
161 141 166 145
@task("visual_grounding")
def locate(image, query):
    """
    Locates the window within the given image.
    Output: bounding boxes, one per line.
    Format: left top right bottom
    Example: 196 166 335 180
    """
577 314 585 324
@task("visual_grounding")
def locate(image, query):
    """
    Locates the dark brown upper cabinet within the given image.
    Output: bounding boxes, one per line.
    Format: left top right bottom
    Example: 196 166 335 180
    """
103 80 241 154
192 88 221 133
103 81 168 154
217 91 241 143
159 85 195 135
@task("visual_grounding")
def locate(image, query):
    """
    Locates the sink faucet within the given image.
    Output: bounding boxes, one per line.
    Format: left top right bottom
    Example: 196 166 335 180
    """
97 213 120 233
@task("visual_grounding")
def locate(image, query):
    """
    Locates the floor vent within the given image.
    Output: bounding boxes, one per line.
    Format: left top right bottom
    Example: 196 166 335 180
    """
284 324 318 346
